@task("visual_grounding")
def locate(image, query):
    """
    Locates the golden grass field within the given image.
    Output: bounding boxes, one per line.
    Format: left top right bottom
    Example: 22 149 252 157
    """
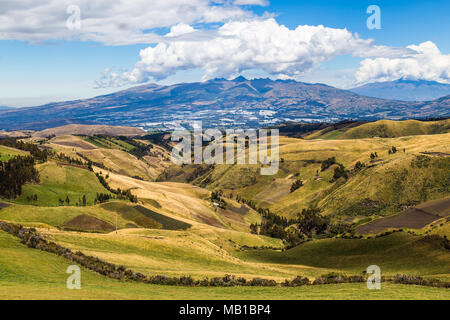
0 121 449 299
47 135 172 180
203 133 450 221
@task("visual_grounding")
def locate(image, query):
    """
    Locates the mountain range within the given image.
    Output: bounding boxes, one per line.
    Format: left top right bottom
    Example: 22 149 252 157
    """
0 77 449 131
350 79 450 101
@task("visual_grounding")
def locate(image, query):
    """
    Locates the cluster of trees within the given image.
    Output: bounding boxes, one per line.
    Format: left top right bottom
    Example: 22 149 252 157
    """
78 154 113 173
354 161 366 171
0 156 39 198
211 190 227 209
249 204 352 248
250 208 305 247
0 139 50 162
234 194 257 211
296 207 329 237
94 193 112 204
370 152 379 160
94 171 137 203
290 179 303 193
58 195 94 206
388 146 398 154
116 188 138 203
332 164 349 181
116 136 153 159
95 172 111 191
58 196 71 206
319 156 349 181
321 157 336 171
250 208 301 246
55 153 85 166
141 132 172 150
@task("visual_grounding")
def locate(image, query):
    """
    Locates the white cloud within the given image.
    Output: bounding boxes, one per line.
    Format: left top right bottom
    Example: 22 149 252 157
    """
356 41 450 84
103 18 410 86
0 0 255 45
94 68 127 88
165 24 196 37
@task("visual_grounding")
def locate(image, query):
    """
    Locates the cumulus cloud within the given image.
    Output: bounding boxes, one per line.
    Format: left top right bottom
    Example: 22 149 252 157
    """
165 24 196 37
101 18 410 86
356 41 450 84
0 0 257 45
94 68 127 88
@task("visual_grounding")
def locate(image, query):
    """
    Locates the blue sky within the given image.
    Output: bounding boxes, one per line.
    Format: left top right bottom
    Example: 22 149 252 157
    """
0 0 449 107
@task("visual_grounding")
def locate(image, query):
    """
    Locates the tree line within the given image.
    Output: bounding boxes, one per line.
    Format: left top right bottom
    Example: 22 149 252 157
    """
0 156 39 198
0 138 50 162
250 206 352 248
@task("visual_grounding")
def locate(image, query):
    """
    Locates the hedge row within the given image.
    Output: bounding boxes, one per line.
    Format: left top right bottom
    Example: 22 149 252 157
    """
392 274 450 288
0 220 279 287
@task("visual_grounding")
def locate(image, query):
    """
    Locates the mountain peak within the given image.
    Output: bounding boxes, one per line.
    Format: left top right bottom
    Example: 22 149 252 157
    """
394 78 442 85
232 75 247 82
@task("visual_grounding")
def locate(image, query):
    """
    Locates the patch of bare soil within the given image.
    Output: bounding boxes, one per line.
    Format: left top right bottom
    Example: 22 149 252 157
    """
416 197 450 216
356 197 450 235
217 208 245 223
193 213 225 228
229 204 250 215
61 214 115 232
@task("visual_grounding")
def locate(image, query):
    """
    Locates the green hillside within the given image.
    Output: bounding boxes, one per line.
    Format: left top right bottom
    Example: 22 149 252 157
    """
0 203 131 229
311 119 450 140
0 145 29 161
12 162 112 206
241 233 450 277
2 229 449 300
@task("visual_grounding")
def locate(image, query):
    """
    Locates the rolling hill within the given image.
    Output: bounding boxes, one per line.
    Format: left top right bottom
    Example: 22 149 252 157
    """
305 119 450 140
163 128 450 226
45 134 172 181
33 124 146 138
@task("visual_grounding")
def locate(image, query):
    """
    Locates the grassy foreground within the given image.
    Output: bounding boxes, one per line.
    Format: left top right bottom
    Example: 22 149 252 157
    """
0 231 449 300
